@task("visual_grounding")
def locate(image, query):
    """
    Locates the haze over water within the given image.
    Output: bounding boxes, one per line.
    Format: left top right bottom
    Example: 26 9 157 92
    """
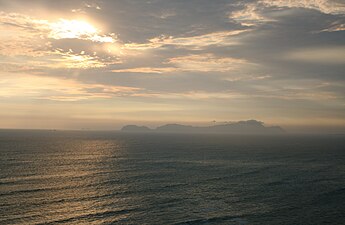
1 130 344 224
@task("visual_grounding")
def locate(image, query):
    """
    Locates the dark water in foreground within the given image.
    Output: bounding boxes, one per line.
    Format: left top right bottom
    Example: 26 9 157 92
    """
0 130 344 225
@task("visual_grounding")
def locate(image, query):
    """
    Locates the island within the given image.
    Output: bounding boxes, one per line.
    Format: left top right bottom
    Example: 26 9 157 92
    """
121 120 285 134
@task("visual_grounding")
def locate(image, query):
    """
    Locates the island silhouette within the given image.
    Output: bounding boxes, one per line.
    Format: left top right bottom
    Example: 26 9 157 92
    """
121 120 284 134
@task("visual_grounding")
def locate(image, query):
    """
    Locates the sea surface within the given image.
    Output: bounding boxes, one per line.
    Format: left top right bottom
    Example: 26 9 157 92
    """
0 130 344 225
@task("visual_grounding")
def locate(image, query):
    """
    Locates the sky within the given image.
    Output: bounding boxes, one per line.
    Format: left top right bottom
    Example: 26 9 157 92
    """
0 0 344 132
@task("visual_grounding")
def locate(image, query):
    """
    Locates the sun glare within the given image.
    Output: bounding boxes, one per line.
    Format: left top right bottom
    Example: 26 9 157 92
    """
49 19 97 39
48 19 114 43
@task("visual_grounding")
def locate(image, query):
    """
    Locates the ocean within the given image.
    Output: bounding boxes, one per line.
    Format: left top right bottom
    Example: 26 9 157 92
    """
0 130 344 224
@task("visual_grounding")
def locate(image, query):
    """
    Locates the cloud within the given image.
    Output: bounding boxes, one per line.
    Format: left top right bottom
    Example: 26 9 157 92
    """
284 46 345 64
0 11 117 69
260 0 345 15
0 10 248 71
0 73 140 101
151 9 176 19
50 50 108 69
230 3 273 26
84 2 102 10
0 11 115 43
320 20 345 32
166 54 250 72
0 12 50 57
131 91 244 100
111 67 176 74
124 30 249 51
111 54 251 73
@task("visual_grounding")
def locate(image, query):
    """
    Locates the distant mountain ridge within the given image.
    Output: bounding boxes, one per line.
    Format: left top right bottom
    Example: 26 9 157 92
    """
121 120 285 134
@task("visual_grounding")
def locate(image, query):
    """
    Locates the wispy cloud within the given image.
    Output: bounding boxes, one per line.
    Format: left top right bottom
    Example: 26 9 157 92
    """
131 91 244 100
124 30 249 51
320 20 345 32
112 54 251 74
111 67 177 74
260 0 345 15
230 3 273 26
166 54 250 72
